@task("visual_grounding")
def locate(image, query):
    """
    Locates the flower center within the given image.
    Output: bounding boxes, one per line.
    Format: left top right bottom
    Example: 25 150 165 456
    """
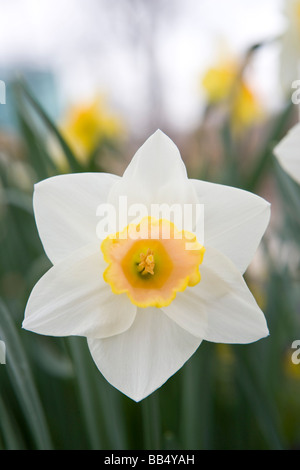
138 249 155 275
101 217 205 308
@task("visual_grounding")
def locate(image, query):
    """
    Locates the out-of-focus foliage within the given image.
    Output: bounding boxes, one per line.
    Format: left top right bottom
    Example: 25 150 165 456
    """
0 40 300 451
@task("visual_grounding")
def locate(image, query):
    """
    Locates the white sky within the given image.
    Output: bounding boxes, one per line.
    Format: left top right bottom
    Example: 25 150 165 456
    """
0 0 287 135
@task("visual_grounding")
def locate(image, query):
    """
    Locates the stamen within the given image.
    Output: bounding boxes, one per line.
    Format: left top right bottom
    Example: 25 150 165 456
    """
138 249 155 275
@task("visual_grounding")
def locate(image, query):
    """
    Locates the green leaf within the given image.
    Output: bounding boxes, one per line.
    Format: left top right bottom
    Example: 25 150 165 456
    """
16 80 83 173
0 298 53 449
246 101 295 192
0 394 26 449
234 346 286 450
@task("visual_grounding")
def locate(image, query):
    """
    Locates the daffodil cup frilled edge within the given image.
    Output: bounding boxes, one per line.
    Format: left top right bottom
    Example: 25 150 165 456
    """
23 130 270 402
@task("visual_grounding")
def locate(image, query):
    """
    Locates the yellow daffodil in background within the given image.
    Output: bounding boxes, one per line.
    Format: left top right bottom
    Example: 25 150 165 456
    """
280 0 300 95
60 95 124 164
201 57 263 133
23 130 270 401
274 122 300 184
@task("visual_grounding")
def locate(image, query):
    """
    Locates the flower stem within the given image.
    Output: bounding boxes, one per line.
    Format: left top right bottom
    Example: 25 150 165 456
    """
141 392 162 450
67 337 104 449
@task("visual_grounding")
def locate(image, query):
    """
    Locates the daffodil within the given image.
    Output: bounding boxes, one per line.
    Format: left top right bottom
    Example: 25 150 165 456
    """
23 130 270 401
59 95 124 165
201 58 263 133
273 122 300 184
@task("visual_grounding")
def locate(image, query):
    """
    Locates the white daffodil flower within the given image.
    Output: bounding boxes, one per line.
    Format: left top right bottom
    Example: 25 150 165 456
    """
23 130 270 401
274 122 300 184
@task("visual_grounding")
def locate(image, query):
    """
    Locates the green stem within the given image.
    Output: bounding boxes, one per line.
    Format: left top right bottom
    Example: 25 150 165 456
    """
67 337 104 449
142 392 161 450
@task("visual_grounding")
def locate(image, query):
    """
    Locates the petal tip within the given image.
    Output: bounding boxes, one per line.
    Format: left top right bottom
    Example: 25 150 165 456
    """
148 128 178 146
251 318 269 343
152 128 166 136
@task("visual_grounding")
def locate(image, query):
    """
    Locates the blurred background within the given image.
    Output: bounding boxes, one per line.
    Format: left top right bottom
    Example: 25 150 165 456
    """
0 0 300 450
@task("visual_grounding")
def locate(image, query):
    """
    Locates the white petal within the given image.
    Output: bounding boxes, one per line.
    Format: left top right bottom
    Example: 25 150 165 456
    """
274 122 300 184
0 340 5 364
279 0 300 94
279 35 300 95
107 130 199 230
162 247 269 344
88 307 201 402
192 179 270 273
23 244 136 339
33 172 120 264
